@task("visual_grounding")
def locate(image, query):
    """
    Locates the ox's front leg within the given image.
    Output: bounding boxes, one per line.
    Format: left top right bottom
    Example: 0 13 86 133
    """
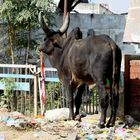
97 80 109 128
65 83 74 120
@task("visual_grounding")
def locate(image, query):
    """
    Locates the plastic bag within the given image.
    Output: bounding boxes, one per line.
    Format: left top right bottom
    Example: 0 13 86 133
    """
45 108 69 121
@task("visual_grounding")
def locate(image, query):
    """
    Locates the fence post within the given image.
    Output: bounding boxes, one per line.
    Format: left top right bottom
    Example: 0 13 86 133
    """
34 65 38 116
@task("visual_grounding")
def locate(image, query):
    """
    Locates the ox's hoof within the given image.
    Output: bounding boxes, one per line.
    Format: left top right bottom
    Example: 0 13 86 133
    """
68 115 75 120
74 114 81 122
106 122 115 128
98 122 105 128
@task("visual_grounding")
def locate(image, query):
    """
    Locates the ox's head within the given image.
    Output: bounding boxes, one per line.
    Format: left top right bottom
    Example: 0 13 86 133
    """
38 12 70 54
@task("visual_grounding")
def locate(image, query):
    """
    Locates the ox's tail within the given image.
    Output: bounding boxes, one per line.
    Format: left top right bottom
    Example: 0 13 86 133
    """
111 44 116 87
111 43 122 91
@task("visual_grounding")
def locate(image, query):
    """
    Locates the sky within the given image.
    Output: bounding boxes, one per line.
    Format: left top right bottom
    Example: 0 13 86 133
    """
90 0 131 13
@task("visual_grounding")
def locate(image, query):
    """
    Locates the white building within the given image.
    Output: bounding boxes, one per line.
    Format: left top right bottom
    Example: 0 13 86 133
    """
73 3 113 14
53 0 114 14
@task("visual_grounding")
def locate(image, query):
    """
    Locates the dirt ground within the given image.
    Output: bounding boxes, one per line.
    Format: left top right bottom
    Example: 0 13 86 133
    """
0 108 140 140
0 108 60 140
0 121 78 140
0 126 58 140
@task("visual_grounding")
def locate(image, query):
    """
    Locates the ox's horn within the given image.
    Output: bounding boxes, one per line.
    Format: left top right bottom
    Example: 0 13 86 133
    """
59 13 70 34
38 11 52 37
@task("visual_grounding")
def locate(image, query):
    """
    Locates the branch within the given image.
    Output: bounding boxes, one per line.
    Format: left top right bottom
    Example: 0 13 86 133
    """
57 0 81 12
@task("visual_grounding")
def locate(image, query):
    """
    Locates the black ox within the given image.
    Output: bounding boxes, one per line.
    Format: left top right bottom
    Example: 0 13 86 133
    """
39 13 122 128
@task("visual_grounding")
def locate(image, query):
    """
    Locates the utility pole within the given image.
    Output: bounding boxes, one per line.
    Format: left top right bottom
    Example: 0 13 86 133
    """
64 0 68 16
63 0 68 37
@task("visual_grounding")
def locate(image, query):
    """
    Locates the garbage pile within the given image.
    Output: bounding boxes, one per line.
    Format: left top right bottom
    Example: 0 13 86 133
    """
0 111 36 130
0 108 140 140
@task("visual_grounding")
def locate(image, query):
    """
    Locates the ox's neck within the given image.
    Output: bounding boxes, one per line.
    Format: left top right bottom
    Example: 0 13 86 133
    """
47 41 72 81
47 47 62 69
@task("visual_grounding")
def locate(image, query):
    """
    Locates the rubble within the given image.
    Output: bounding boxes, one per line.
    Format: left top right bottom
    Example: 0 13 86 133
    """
0 108 140 140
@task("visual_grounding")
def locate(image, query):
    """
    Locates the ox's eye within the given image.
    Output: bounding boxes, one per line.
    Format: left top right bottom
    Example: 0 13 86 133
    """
44 37 47 41
50 38 57 44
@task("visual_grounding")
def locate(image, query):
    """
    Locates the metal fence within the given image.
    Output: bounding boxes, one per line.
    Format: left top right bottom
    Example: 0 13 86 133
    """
0 64 99 116
81 86 99 114
0 64 38 116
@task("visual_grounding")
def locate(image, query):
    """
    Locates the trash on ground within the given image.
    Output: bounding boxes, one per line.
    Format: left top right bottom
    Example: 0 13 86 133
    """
115 128 126 140
45 108 69 121
0 134 5 140
0 109 140 140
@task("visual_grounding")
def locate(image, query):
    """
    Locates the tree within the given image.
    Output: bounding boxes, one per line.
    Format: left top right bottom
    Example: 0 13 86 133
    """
57 0 88 13
0 0 55 64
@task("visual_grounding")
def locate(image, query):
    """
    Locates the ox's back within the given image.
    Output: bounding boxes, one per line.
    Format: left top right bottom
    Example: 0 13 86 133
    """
67 35 120 85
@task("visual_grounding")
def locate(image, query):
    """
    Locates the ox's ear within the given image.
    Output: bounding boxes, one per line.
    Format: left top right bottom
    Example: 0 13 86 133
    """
58 13 70 35
38 11 53 37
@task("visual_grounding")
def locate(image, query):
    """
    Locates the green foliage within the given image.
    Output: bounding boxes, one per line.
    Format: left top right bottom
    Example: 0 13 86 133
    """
17 10 32 23
46 82 63 110
0 78 16 109
0 0 56 28
0 1 14 18
92 88 99 106
31 0 49 10
0 0 56 64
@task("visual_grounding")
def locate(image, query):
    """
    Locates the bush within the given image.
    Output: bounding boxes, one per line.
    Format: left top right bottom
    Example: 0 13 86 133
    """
0 78 16 109
46 82 63 110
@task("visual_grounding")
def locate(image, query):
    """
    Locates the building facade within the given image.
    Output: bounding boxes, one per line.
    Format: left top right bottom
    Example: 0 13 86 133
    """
73 3 114 14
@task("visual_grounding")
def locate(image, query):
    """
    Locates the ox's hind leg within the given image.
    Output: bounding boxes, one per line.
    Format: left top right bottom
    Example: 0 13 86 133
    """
74 84 86 120
97 79 109 128
106 83 119 127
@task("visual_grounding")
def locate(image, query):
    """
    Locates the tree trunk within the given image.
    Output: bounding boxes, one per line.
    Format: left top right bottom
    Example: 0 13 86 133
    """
7 23 15 64
25 21 31 64
9 35 14 64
